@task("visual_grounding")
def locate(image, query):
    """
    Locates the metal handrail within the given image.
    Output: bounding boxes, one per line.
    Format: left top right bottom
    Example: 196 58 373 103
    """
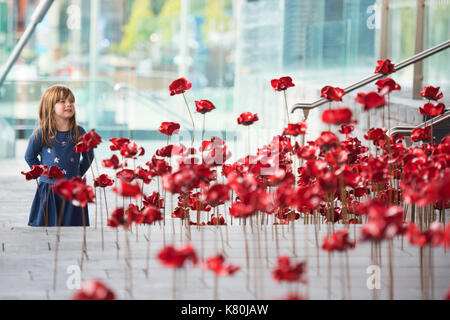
388 111 450 136
290 39 450 115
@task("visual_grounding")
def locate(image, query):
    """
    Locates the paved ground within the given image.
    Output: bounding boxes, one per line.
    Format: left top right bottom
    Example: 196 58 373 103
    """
1 159 449 300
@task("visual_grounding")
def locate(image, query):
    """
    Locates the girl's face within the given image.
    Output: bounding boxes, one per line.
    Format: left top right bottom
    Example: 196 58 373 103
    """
53 95 75 121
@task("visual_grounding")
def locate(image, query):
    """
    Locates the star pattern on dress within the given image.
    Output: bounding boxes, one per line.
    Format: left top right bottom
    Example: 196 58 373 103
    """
62 169 67 175
61 141 67 146
47 148 51 154
54 157 60 164
70 157 74 162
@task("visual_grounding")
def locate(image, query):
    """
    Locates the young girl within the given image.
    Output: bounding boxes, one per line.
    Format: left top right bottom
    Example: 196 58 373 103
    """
25 85 94 227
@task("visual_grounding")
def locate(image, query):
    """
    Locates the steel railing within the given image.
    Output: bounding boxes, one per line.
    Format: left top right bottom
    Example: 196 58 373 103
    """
290 40 450 119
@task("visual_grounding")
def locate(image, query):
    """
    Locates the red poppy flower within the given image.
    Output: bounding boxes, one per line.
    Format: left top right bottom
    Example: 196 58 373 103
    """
321 108 354 125
43 165 64 180
339 124 354 135
204 184 230 207
358 200 404 241
272 256 307 283
314 131 340 150
147 156 172 177
295 144 319 160
206 215 227 225
21 165 45 180
120 141 145 159
375 78 401 94
107 207 125 228
202 254 240 276
374 59 395 74
102 154 124 169
52 179 74 201
81 129 102 150
271 76 295 91
157 244 198 268
135 166 151 184
169 77 192 96
411 126 431 142
109 137 130 151
237 112 259 126
158 122 180 136
419 102 445 116
282 121 307 136
94 174 114 188
72 279 116 300
71 180 95 207
116 169 135 183
195 99 216 114
405 221 444 248
74 141 88 153
322 229 355 252
143 191 164 208
355 91 386 111
141 205 162 224
156 145 174 158
321 85 345 101
420 86 443 101
113 180 142 198
364 128 387 146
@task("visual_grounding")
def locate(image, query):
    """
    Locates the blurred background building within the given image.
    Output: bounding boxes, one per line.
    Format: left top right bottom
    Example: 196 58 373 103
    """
0 0 449 160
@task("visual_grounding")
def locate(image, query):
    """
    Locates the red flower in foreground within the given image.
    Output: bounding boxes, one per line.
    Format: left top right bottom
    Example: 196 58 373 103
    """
107 208 125 228
53 177 94 207
43 165 64 180
72 279 116 300
141 205 162 224
283 121 307 136
271 76 295 91
195 99 216 114
411 126 431 142
322 229 355 252
272 256 307 283
355 91 386 111
237 112 259 126
405 221 444 248
113 180 142 198
420 86 443 101
81 129 102 150
169 77 192 96
94 174 114 188
321 86 345 101
157 244 198 268
419 102 445 117
21 165 45 180
321 108 354 125
158 122 180 136
143 191 164 208
374 59 395 74
359 200 404 241
116 169 135 183
375 78 401 94
202 254 240 276
444 286 450 300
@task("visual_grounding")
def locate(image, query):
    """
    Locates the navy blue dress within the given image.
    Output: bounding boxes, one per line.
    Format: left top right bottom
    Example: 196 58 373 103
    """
24 126 94 227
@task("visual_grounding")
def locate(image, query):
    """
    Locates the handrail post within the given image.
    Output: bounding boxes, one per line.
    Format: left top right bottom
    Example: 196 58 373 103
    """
413 0 426 100
379 0 390 60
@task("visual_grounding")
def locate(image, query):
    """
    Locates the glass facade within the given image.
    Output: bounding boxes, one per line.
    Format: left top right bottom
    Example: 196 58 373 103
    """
0 0 448 159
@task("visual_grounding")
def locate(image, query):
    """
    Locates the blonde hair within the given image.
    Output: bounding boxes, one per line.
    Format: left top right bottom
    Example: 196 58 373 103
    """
35 85 80 147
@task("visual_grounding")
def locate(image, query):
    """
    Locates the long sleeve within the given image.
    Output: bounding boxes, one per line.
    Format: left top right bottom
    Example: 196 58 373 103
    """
80 148 94 177
24 129 42 168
